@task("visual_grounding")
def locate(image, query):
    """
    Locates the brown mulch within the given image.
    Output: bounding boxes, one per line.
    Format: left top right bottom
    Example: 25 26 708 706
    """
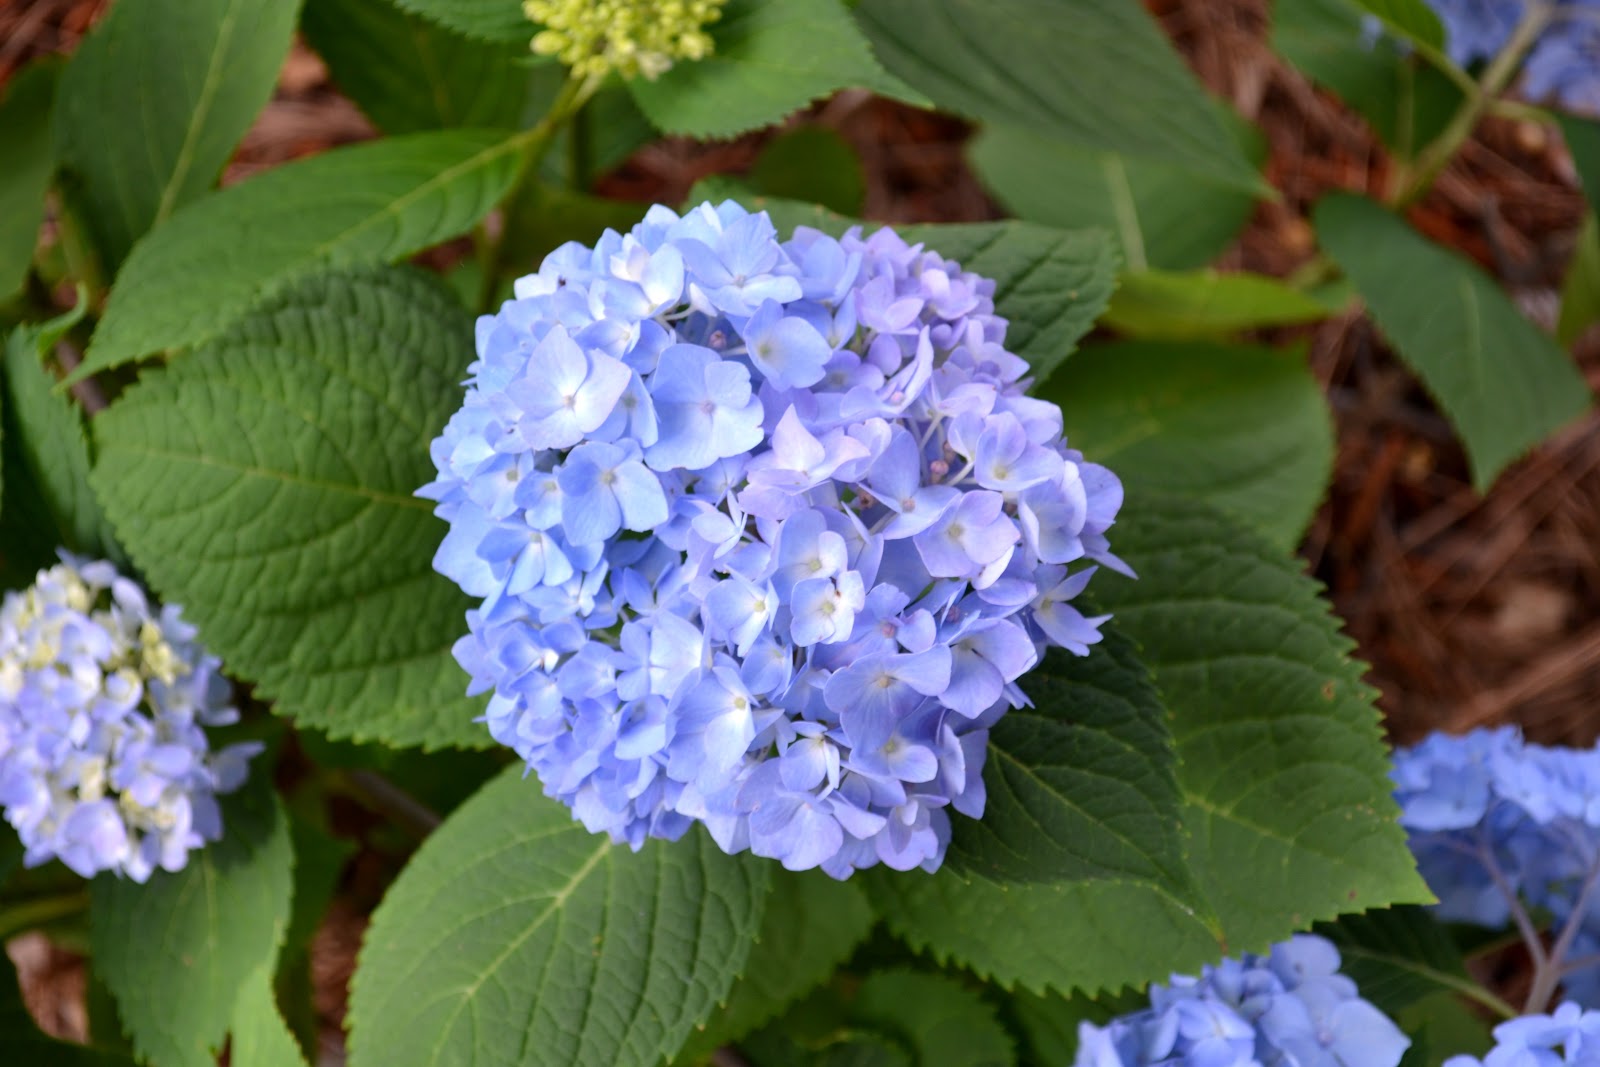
7 0 1600 1054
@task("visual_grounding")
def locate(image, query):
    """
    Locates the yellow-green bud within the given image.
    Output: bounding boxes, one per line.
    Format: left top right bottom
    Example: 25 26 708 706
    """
524 0 726 81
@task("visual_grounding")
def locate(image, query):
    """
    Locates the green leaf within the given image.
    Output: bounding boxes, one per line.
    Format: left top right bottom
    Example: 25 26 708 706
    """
72 129 526 384
54 0 301 271
388 0 529 42
683 871 875 1059
1316 193 1591 490
849 971 1014 1067
1317 906 1515 1019
346 766 770 1067
1098 494 1433 952
749 127 867 217
741 1024 913 1067
301 0 539 133
970 112 1264 272
3 294 117 558
1562 114 1600 218
1273 0 1461 154
2 955 134 1064
1103 270 1335 338
866 635 1222 997
91 784 294 1067
897 222 1118 382
944 636 1197 894
230 965 310 1067
856 0 1262 192
1006 988 1143 1065
629 0 927 139
1559 213 1600 345
90 266 488 749
0 61 60 299
1042 340 1334 552
1350 0 1445 49
1397 991 1494 1067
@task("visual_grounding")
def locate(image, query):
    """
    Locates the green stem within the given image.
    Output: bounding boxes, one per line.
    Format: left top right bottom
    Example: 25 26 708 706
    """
0 890 90 941
1390 2 1552 207
332 769 440 841
52 185 108 306
475 73 603 312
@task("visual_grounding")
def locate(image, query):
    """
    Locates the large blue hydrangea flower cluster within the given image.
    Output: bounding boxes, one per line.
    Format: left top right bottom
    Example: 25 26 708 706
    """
1424 0 1600 113
1072 935 1410 1067
1393 727 1600 1005
1444 1002 1600 1066
422 200 1125 877
0 556 259 881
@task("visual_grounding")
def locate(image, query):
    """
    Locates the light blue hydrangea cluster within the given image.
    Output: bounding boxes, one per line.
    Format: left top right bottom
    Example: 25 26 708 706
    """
0 556 259 882
1422 0 1600 113
421 200 1125 877
1444 1002 1600 1065
1393 728 1600 1005
1073 935 1410 1067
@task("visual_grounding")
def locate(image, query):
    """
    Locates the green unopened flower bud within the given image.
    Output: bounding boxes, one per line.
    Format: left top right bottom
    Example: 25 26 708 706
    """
524 0 726 81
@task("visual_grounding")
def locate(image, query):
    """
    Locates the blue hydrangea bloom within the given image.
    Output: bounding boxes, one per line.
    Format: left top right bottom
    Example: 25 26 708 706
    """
1073 935 1410 1067
1422 0 1523 65
1444 1002 1600 1065
421 200 1127 877
1421 0 1600 113
1393 728 1600 999
0 555 260 882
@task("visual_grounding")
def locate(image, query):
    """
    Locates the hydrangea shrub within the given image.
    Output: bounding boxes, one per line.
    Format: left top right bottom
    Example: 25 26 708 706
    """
0 0 1591 1063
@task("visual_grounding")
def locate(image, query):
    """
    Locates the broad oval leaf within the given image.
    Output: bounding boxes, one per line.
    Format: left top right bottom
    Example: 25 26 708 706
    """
229 965 311 1067
347 766 770 1067
856 0 1262 192
1316 193 1592 490
867 633 1222 996
3 296 118 560
1099 494 1432 952
629 0 927 139
1102 270 1336 339
302 0 540 133
849 971 1014 1067
970 115 1263 272
0 61 59 298
91 266 487 748
54 0 300 271
91 785 293 1067
1043 339 1334 552
73 129 526 383
389 0 530 42
683 871 875 1059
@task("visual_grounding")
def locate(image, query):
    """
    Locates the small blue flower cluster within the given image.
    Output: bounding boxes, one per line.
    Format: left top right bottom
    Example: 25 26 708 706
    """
0 556 259 881
422 201 1125 876
1073 935 1410 1067
1423 0 1600 113
1393 727 1600 1005
1444 1002 1600 1066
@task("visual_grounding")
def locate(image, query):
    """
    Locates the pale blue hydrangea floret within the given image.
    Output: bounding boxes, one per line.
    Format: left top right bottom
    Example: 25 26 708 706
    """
1073 935 1410 1067
1421 0 1600 112
421 200 1126 877
1444 1002 1600 1066
0 555 260 881
1393 728 1600 1003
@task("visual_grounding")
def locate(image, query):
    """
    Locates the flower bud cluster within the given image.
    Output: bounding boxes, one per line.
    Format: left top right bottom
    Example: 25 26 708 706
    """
0 556 260 881
422 201 1125 876
1393 728 1600 1005
1073 935 1410 1067
524 0 725 80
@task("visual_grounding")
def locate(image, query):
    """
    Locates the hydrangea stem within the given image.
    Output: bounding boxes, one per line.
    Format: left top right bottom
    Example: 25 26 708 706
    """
1526 858 1600 1012
473 73 604 312
0 890 90 942
1391 2 1552 207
